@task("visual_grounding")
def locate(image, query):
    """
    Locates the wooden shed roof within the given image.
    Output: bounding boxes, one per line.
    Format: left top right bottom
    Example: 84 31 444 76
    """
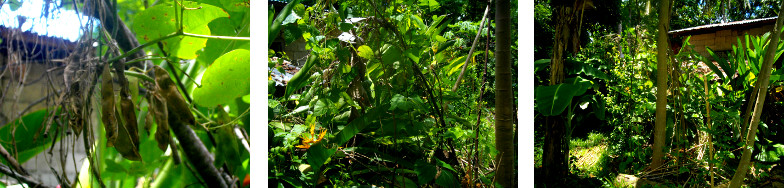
668 17 778 37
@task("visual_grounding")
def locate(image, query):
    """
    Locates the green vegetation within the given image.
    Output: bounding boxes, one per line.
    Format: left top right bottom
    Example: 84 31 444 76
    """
268 0 518 187
536 0 784 187
0 0 249 187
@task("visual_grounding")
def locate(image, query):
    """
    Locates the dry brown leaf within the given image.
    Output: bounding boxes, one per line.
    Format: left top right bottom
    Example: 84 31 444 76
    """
153 66 195 126
116 85 141 161
101 63 118 147
150 92 170 151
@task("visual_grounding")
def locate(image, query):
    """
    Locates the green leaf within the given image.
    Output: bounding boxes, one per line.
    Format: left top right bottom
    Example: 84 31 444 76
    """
447 55 467 76
285 54 318 98
220 0 250 12
404 48 421 63
381 44 403 64
313 98 330 116
269 0 301 47
534 59 550 73
198 16 249 64
418 0 441 11
389 94 411 111
593 95 606 120
132 1 228 59
193 49 250 108
415 160 437 185
535 77 591 116
705 47 727 80
331 105 387 146
0 108 59 164
435 169 458 188
357 45 374 59
339 23 353 32
306 142 336 172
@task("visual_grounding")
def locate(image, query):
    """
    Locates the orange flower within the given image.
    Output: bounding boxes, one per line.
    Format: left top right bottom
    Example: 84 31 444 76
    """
295 123 327 149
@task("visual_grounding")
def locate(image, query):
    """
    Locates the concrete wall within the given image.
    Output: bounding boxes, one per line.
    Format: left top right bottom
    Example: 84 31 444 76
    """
0 61 65 125
0 55 88 187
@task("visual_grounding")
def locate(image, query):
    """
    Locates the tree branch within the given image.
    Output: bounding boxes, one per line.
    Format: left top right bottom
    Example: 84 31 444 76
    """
0 164 50 188
169 121 228 188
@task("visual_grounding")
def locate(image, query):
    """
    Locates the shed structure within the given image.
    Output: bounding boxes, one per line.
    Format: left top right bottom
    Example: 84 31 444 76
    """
669 17 778 59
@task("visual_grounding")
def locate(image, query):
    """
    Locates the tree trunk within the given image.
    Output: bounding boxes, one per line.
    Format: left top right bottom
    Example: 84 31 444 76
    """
543 0 585 182
494 0 514 187
543 5 569 184
729 2 784 187
649 0 670 170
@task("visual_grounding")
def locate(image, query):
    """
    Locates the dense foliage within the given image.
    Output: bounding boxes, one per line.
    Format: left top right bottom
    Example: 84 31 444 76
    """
0 0 250 187
536 0 784 187
268 0 518 187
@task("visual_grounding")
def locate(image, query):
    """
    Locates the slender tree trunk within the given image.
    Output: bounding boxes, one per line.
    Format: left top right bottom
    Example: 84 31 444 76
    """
650 0 670 170
494 0 514 187
729 2 784 187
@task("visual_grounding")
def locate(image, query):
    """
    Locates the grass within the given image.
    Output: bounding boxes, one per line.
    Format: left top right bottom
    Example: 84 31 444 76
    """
570 132 610 177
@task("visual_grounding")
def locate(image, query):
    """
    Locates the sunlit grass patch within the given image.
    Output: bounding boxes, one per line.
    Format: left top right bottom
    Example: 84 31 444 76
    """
570 132 610 176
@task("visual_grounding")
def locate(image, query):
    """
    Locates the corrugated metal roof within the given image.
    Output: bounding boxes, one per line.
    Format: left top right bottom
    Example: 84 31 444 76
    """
668 17 778 37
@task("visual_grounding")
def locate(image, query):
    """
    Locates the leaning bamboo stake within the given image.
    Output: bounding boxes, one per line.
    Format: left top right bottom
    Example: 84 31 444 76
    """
704 74 714 188
451 0 492 92
729 2 784 187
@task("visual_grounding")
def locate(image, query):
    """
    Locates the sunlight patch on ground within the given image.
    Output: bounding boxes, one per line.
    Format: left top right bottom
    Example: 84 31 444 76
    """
571 144 607 172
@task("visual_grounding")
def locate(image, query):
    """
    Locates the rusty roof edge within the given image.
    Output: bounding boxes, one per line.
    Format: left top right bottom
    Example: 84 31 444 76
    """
668 17 778 36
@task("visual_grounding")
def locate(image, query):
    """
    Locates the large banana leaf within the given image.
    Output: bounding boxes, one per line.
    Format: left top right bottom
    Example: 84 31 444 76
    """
535 77 592 116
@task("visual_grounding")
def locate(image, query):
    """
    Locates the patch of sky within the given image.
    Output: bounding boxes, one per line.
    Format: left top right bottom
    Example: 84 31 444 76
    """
0 0 93 41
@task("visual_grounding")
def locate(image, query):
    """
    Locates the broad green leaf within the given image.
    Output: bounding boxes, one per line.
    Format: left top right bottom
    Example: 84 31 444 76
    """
132 1 228 59
269 0 301 47
367 62 382 78
339 23 353 32
418 0 440 11
447 55 467 76
415 160 437 185
198 17 250 66
535 77 591 116
220 0 250 12
435 40 456 54
381 44 403 64
193 49 250 107
435 169 458 188
534 59 550 73
580 64 609 80
357 45 374 59
331 105 387 146
705 47 727 80
285 55 318 98
307 142 336 172
389 94 411 111
313 98 330 116
0 109 59 164
404 48 421 63
283 24 304 45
